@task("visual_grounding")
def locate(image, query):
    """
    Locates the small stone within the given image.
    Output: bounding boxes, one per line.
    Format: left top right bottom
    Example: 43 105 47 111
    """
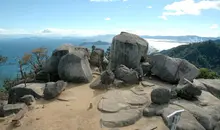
12 120 21 127
20 95 35 106
143 107 156 117
36 117 40 120
141 81 154 87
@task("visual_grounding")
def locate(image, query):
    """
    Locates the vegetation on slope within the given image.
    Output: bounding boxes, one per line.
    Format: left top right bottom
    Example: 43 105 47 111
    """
161 40 220 75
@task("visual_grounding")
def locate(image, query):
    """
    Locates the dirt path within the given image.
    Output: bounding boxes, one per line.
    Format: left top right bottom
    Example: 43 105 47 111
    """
0 79 168 130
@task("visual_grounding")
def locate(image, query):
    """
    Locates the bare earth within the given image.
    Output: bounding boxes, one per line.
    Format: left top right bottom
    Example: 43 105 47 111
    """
0 77 168 130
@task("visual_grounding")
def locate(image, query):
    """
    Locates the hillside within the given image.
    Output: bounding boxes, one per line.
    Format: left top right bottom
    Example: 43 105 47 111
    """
161 40 220 74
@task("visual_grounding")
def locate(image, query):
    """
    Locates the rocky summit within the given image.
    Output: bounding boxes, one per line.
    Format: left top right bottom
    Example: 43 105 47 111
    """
1 32 220 130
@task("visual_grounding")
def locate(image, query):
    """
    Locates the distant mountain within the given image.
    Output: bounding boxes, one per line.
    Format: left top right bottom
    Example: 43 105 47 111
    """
161 40 220 74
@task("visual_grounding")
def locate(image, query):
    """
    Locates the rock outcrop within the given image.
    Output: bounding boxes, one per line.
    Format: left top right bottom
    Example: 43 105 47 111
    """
109 32 148 75
8 83 44 104
58 51 93 83
141 62 151 76
196 79 220 99
114 65 139 84
176 79 202 100
151 88 171 105
149 54 199 84
99 88 150 127
0 103 28 117
89 48 104 67
20 95 35 106
100 70 115 85
43 80 67 100
161 104 206 130
43 44 92 83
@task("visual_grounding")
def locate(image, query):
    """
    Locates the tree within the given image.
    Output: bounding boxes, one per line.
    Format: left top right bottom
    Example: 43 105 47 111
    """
14 47 48 86
197 68 219 79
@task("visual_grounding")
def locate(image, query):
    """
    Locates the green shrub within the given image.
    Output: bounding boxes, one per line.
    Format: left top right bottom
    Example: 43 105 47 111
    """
197 68 219 79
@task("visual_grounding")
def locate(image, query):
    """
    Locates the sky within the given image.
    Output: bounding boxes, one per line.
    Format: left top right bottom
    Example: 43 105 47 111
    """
0 0 220 37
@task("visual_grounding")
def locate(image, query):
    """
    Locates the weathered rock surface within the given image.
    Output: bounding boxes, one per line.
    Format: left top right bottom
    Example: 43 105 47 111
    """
43 80 67 100
20 95 35 106
98 98 128 113
161 104 205 130
149 54 199 84
0 103 28 117
109 32 148 74
44 44 91 83
151 88 171 105
90 48 104 67
141 62 151 76
141 81 154 87
113 79 125 88
43 56 61 74
90 78 110 89
100 70 115 85
8 83 44 104
196 79 220 99
214 121 220 130
192 79 207 91
99 88 150 127
58 51 93 83
143 104 166 117
172 100 217 130
176 79 202 100
101 109 142 128
36 70 60 82
115 65 139 84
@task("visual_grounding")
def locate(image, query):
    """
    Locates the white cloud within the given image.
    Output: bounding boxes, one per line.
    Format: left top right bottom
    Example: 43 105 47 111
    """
160 0 220 20
210 24 219 29
158 15 168 20
105 17 111 20
147 6 152 9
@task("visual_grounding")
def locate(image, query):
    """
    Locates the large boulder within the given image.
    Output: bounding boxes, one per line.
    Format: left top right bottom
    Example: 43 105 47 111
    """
8 83 45 104
0 103 28 117
109 32 148 75
114 65 139 84
36 70 60 82
58 51 93 83
89 48 104 67
44 44 90 74
43 80 67 100
149 54 199 84
151 88 171 105
100 70 115 85
141 62 151 76
196 79 220 99
161 104 206 130
176 78 202 100
20 95 35 106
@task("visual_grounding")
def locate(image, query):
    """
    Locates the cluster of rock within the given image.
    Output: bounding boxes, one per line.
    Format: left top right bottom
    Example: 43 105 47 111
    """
0 80 67 118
